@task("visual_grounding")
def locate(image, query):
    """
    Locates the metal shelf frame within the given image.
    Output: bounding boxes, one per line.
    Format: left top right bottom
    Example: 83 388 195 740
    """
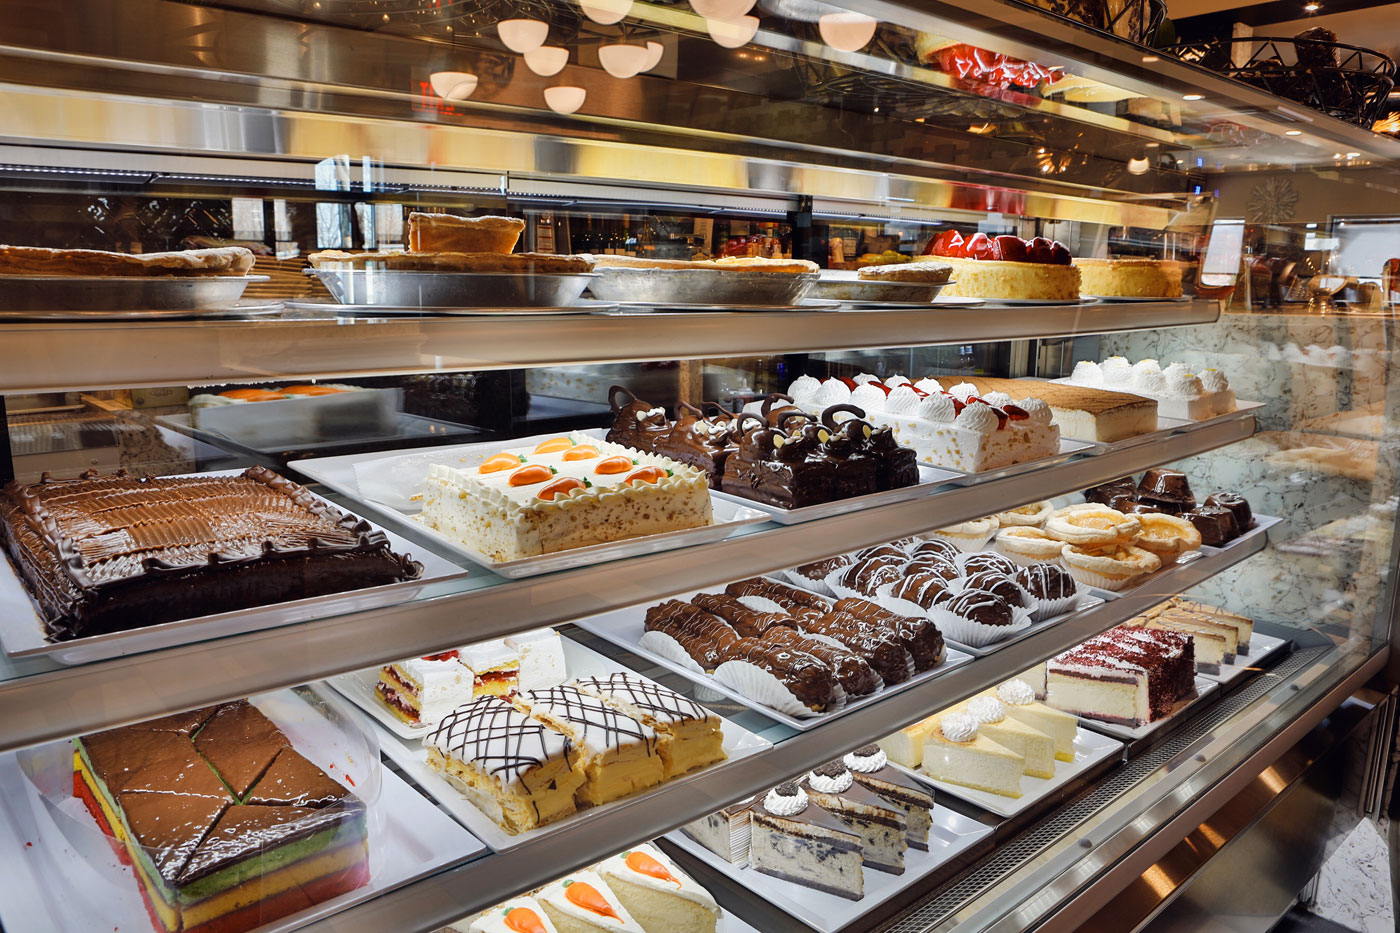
0 300 1219 393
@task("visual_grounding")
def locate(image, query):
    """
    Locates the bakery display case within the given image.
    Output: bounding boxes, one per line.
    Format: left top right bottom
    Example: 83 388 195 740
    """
0 1 1397 932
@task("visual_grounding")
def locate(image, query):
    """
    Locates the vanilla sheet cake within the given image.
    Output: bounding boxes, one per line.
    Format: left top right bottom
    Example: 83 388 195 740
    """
418 433 713 561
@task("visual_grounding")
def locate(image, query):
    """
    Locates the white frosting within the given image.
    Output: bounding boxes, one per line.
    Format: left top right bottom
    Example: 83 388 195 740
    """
1161 362 1190 382
598 844 721 918
807 767 854 793
954 404 999 434
884 375 912 388
1133 369 1169 395
1101 357 1133 386
967 695 1005 724
917 393 957 423
949 382 979 402
853 373 880 384
982 391 1012 409
997 679 1037 706
1016 398 1053 425
940 712 979 743
884 385 922 415
1165 372 1204 398
813 379 852 407
1070 361 1102 385
788 375 822 402
764 784 809 815
914 377 944 395
635 406 665 421
1199 368 1229 392
850 383 888 412
1131 359 1160 380
843 747 889 772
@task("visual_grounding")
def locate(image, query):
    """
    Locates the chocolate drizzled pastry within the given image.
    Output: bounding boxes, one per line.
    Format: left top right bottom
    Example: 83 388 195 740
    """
964 570 1027 609
833 598 944 671
795 556 853 580
693 592 791 637
833 558 904 596
1137 468 1195 514
962 552 1017 577
720 636 841 711
903 557 959 581
1205 493 1253 530
644 600 740 670
726 577 834 615
908 539 961 562
793 612 912 685
941 589 1015 627
889 573 949 609
853 544 904 563
1184 506 1239 547
760 626 881 696
0 466 422 642
1016 564 1076 600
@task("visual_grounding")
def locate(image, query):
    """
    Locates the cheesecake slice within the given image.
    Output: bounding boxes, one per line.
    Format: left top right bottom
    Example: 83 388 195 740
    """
1133 613 1232 673
991 680 1078 762
843 744 935 850
803 761 908 874
749 782 864 900
681 798 753 863
878 715 942 768
954 696 1055 779
1163 599 1254 652
921 713 1025 798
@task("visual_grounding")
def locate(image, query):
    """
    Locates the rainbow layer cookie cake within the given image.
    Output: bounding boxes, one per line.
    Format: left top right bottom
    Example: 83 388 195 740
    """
419 433 712 561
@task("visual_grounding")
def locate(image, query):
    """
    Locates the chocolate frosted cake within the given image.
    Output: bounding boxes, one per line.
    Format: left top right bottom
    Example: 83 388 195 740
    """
0 467 422 641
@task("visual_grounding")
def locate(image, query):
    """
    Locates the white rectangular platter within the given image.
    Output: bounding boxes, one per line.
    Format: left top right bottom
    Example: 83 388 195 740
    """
0 698 484 933
891 726 1123 818
940 437 1096 487
0 469 466 665
1201 631 1289 686
571 582 974 730
1072 675 1220 742
665 804 992 933
1071 415 1194 455
290 430 770 578
709 463 962 525
363 638 773 852
330 665 436 740
1199 514 1282 557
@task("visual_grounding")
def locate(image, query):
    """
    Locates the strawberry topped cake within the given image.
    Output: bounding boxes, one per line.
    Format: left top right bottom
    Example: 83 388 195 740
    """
780 374 1060 472
916 231 1081 301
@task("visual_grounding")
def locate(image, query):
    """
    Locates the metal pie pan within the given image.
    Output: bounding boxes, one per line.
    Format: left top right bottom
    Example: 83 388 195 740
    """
305 268 598 308
584 267 818 305
808 276 951 304
0 274 269 311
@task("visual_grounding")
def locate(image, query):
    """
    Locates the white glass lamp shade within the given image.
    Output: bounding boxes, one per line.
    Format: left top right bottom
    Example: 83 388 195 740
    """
706 15 759 48
1127 156 1150 175
691 0 756 20
580 0 633 24
544 86 587 114
598 43 651 78
524 46 569 76
818 12 876 52
642 40 664 71
498 19 549 53
429 71 479 101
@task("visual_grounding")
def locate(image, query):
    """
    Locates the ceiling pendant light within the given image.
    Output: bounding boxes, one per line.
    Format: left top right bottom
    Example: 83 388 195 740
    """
524 46 569 76
818 11 876 52
598 42 651 77
498 18 549 53
1127 156 1150 175
691 0 756 21
707 15 759 48
429 71 479 101
642 40 664 71
544 86 587 114
580 0 634 24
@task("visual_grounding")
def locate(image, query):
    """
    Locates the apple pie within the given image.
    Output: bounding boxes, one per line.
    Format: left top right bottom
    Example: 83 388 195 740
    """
0 245 255 277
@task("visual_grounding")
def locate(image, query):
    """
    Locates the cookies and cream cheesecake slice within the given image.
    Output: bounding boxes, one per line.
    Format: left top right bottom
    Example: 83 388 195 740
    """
573 673 726 779
597 842 721 933
514 685 664 806
537 870 646 933
842 744 934 850
802 761 908 874
681 797 754 863
921 712 1025 798
748 782 864 900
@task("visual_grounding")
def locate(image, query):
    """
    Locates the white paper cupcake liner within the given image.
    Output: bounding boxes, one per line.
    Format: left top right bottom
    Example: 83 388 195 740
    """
928 602 1033 648
871 582 936 624
928 530 995 553
1027 587 1086 622
713 659 845 717
782 568 835 597
638 630 707 674
1062 563 1149 592
946 575 1037 616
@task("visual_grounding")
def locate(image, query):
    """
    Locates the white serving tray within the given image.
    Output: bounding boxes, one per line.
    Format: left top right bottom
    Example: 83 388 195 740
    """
291 430 770 579
942 592 1107 658
366 638 773 852
1071 675 1220 742
1081 295 1191 303
665 804 992 933
940 437 1096 487
0 715 483 933
1202 631 1289 686
890 726 1123 818
570 581 974 730
1071 415 1195 456
709 463 962 525
329 666 438 740
0 469 466 665
1199 513 1282 557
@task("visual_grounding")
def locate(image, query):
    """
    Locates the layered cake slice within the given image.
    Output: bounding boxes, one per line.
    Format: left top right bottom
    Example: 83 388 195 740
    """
461 639 521 697
959 376 1158 443
597 843 722 933
537 870 646 933
991 680 1077 762
376 651 474 726
1163 598 1254 652
843 744 934 850
748 782 864 900
1131 610 1235 673
1065 358 1236 421
952 696 1055 779
515 685 664 806
505 628 568 692
803 761 908 874
191 701 291 798
423 695 584 833
419 433 712 561
573 673 726 779
921 712 1025 798
1046 626 1196 726
468 896 560 933
681 797 753 863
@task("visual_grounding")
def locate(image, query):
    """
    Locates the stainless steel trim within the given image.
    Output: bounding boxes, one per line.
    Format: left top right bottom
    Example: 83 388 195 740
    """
0 414 1255 752
0 299 1219 394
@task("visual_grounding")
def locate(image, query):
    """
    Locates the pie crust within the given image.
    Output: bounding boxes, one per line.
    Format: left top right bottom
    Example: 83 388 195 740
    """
407 212 524 255
858 262 952 284
1061 543 1161 584
1045 504 1141 547
0 245 256 277
1133 513 1203 558
586 255 819 274
995 527 1067 564
995 500 1053 527
307 250 594 274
